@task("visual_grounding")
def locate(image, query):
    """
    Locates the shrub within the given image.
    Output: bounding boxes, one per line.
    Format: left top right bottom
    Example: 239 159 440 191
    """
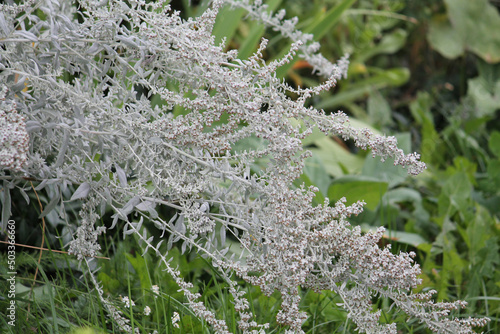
0 0 489 332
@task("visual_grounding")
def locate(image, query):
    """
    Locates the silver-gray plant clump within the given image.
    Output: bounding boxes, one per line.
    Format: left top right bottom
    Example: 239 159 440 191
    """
0 0 489 333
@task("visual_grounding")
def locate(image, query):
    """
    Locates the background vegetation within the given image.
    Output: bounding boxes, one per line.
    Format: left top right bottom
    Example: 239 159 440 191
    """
1 0 499 333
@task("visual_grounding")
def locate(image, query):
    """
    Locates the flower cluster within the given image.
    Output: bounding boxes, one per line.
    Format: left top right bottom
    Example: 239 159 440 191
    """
0 0 488 333
0 86 29 171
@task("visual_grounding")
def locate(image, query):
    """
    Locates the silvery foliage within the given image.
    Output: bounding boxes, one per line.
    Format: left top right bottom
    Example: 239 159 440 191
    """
0 0 489 333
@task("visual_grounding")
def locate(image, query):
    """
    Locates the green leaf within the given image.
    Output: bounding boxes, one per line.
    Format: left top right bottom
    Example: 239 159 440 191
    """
301 125 329 147
212 5 246 47
367 90 393 128
489 131 500 158
383 187 430 223
303 119 380 178
409 92 445 166
461 204 497 265
437 172 472 217
303 153 331 197
98 272 121 293
409 91 434 126
275 0 357 78
384 187 421 204
357 29 407 63
466 77 500 117
476 237 500 278
487 159 500 188
16 282 54 302
309 136 364 177
428 0 500 63
446 0 500 63
328 175 388 210
237 0 283 60
427 14 464 60
305 0 358 39
315 85 372 109
447 156 477 186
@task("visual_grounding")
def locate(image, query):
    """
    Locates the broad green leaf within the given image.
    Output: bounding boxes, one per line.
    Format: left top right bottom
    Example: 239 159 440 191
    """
437 172 472 217
466 236 500 299
98 272 121 293
302 153 331 197
367 90 393 128
125 252 151 291
383 187 430 223
409 91 434 126
432 218 460 300
467 77 500 117
349 117 382 135
427 14 464 60
237 23 264 60
447 156 477 186
305 0 358 39
362 156 407 188
409 92 445 165
328 175 388 210
441 249 465 299
16 282 55 303
487 159 500 188
489 131 500 158
344 102 369 122
445 0 500 63
303 118 381 178
428 0 500 63
315 85 372 110
301 125 329 147
310 136 364 177
383 187 421 204
476 59 500 89
476 237 500 278
460 204 496 264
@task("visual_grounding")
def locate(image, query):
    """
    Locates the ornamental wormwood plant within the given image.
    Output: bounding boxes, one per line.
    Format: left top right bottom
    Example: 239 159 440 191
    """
0 0 490 333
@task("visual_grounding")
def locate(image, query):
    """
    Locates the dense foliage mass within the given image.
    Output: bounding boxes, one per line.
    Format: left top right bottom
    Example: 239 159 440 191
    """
0 0 497 333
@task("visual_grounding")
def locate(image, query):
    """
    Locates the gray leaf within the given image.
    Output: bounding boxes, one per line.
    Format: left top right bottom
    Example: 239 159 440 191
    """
0 12 11 36
70 182 90 201
13 30 38 42
1 183 11 231
121 196 141 216
174 214 186 234
39 193 60 219
220 225 226 247
115 165 127 187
